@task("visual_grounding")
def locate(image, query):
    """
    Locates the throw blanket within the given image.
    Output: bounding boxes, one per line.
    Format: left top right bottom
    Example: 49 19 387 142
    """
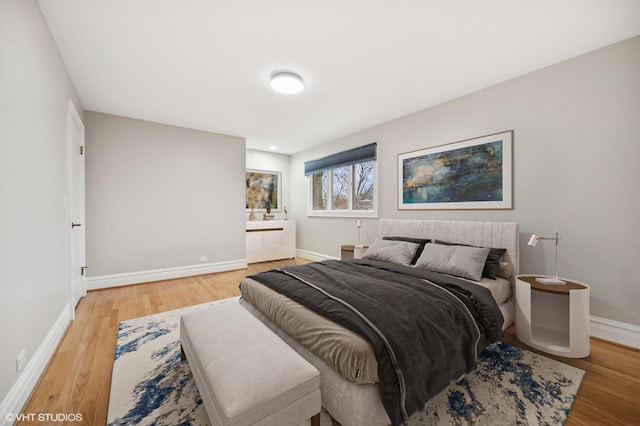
249 260 504 426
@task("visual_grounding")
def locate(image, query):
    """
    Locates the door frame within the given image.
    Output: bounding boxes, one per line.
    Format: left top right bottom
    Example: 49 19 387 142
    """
67 99 86 318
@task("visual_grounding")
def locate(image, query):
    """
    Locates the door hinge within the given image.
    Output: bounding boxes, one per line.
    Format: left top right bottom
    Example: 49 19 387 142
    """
81 266 87 276
80 146 84 155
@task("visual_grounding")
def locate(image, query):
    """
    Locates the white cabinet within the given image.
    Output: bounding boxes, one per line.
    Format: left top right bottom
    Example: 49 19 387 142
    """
246 220 296 263
515 274 590 358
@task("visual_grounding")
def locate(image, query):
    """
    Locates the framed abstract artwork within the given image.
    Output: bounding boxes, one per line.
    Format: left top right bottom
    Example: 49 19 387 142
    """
246 169 282 212
398 131 513 210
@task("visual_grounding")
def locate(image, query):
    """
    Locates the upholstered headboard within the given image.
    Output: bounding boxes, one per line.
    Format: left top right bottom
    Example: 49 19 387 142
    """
378 219 519 283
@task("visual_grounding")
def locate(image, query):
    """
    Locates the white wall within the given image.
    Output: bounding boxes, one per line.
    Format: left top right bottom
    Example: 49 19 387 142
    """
291 36 640 326
246 149 291 221
85 112 246 277
0 0 83 407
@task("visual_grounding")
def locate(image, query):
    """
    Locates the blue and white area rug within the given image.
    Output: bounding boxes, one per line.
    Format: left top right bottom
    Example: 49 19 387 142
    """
107 298 584 426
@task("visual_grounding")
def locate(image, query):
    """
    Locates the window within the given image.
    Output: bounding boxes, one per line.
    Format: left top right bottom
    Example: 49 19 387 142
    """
305 143 377 217
353 160 375 210
311 170 327 210
332 166 349 210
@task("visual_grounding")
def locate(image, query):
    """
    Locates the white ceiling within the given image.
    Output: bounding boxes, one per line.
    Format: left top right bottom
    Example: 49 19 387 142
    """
37 0 640 154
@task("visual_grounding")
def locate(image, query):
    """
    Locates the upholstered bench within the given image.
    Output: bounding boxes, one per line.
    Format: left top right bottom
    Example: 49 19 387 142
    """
180 301 321 426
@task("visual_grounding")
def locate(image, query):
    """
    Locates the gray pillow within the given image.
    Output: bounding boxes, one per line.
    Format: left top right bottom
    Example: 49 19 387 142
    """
434 239 506 279
382 236 430 264
415 243 491 281
362 238 420 266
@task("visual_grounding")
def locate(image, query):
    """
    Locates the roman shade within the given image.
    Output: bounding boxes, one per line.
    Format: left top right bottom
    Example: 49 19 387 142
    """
304 143 377 176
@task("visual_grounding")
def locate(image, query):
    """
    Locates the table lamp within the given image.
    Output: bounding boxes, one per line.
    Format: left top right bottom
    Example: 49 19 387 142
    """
527 231 565 285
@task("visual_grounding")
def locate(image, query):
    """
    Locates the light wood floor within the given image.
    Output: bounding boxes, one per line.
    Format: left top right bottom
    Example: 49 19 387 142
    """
19 258 639 425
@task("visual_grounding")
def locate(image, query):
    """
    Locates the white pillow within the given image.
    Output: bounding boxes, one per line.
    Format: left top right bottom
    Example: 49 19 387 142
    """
415 243 490 281
362 238 420 266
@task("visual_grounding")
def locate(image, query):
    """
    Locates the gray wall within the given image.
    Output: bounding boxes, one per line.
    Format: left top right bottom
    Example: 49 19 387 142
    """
85 112 246 276
291 36 640 326
0 0 83 401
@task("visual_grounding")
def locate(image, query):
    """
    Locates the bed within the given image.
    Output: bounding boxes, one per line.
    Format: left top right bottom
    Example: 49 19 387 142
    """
239 219 519 426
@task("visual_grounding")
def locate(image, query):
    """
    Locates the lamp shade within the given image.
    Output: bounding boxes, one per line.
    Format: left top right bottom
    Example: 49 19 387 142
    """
270 72 304 94
527 234 538 247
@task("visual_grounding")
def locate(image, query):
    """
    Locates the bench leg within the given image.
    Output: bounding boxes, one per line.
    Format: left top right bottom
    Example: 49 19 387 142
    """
311 413 320 426
180 345 186 361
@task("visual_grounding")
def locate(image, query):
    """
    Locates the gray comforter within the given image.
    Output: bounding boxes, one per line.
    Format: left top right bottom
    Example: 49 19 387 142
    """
248 259 503 426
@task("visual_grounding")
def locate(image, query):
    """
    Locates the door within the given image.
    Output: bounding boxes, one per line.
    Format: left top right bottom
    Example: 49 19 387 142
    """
68 99 86 312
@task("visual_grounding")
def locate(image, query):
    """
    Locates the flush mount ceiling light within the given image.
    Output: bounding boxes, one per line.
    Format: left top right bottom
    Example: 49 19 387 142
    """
270 71 304 94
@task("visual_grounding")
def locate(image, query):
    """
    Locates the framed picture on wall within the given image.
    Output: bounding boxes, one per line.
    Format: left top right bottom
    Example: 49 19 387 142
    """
398 130 513 210
246 169 282 212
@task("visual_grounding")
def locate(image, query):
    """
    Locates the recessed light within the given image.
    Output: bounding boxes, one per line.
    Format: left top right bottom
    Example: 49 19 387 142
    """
270 71 304 94
269 146 278 150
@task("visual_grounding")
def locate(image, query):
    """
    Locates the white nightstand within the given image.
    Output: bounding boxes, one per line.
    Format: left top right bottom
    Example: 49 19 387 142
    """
515 274 590 358
340 245 368 261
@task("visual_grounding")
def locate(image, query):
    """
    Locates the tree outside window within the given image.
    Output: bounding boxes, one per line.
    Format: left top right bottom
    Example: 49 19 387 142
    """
353 161 374 210
312 171 327 210
332 166 349 210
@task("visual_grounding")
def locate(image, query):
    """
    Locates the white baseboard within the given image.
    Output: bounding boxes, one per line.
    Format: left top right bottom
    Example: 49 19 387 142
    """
295 249 337 262
590 315 640 349
86 259 248 290
0 303 72 426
